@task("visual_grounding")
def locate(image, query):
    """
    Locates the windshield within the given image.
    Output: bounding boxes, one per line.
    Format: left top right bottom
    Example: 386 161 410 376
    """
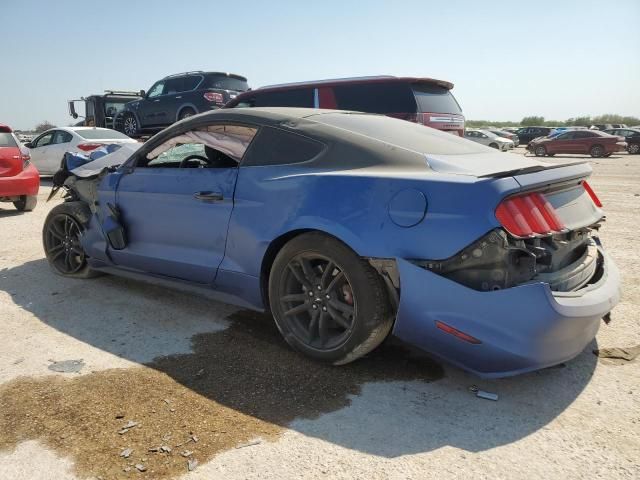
0 132 17 147
204 75 249 92
412 83 462 114
77 129 131 140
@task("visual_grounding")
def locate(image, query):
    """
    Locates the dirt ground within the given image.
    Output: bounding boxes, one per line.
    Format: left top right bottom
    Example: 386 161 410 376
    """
0 147 638 479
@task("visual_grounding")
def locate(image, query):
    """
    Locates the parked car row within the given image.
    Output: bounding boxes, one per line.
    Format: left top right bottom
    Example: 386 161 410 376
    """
464 129 514 151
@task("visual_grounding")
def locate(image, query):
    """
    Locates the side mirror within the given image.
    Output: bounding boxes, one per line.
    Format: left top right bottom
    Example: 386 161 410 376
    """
24 142 33 148
139 89 146 98
68 101 79 119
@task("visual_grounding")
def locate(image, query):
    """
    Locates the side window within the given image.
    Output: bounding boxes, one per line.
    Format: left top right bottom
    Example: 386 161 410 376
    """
479 133 488 138
251 89 314 108
164 78 183 95
52 131 73 144
147 81 166 98
148 143 207 167
182 75 202 91
576 131 593 138
333 82 415 114
140 124 258 168
33 132 54 147
242 127 325 166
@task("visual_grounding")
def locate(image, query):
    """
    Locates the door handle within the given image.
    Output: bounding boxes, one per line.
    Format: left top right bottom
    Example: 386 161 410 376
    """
175 96 182 99
153 99 160 102
194 191 223 202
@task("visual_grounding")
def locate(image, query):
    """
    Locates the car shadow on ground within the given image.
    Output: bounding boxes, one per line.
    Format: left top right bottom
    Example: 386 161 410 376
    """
0 258 599 459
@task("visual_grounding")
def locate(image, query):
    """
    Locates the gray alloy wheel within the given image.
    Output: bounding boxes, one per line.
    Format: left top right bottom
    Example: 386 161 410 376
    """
535 145 547 157
489 143 498 149
43 202 100 279
13 195 37 212
628 143 640 154
269 232 393 365
122 113 138 136
590 145 604 158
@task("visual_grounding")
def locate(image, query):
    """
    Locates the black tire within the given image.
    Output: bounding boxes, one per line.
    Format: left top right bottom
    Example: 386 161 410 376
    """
534 145 547 157
628 143 640 154
122 112 139 137
590 145 605 158
43 202 101 279
489 143 498 149
178 108 196 121
268 232 393 365
13 195 37 211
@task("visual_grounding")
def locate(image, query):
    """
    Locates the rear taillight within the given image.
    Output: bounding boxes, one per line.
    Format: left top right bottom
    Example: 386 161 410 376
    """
496 192 566 237
76 143 103 152
204 92 224 103
582 180 602 207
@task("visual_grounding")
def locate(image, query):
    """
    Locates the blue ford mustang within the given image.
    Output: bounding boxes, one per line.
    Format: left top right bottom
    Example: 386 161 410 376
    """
43 108 620 377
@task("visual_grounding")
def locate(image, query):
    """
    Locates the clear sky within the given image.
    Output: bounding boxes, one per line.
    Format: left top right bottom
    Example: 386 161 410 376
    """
2 0 639 129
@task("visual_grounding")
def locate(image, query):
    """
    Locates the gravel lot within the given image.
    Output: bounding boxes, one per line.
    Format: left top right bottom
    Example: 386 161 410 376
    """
0 147 638 479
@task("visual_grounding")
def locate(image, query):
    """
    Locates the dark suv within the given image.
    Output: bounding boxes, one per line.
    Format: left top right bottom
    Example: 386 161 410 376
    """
116 71 249 136
224 76 465 136
516 126 552 144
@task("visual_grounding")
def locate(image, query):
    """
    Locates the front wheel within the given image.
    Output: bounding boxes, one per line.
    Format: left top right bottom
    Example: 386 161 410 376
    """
43 202 100 278
178 108 196 121
269 232 393 365
13 195 37 211
489 143 498 149
628 143 639 154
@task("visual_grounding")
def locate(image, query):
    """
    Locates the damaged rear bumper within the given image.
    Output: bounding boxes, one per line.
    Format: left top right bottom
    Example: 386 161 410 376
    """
392 247 620 378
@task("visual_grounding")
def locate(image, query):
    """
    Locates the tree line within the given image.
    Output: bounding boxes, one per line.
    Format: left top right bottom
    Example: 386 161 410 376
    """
466 114 640 128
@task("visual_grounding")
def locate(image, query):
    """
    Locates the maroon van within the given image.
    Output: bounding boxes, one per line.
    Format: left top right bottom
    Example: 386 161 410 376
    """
224 76 465 136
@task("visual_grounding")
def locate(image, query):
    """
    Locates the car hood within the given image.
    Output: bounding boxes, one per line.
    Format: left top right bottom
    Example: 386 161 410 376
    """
424 151 585 177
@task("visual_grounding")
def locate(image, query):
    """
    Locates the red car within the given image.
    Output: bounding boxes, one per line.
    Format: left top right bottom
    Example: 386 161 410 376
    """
0 124 39 211
224 76 465 136
528 130 627 158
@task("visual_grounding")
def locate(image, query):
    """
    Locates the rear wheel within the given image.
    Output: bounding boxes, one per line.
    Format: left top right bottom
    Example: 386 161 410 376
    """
628 143 639 154
13 195 37 211
43 202 100 279
534 145 547 157
269 232 393 365
590 145 604 158
178 108 196 120
489 143 498 149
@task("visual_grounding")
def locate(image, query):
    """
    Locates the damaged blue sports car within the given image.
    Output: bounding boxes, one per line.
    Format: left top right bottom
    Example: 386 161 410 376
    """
43 108 620 377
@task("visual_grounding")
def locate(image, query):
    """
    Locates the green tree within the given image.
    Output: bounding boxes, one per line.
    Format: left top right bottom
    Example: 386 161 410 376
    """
34 121 56 133
521 116 545 126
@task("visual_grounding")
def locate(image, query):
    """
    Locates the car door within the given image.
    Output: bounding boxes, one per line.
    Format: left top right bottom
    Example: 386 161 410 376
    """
550 132 572 154
108 124 257 284
27 131 55 173
139 80 167 127
44 130 75 173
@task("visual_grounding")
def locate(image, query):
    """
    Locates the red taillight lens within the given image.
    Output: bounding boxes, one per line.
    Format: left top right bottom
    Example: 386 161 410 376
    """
582 180 602 207
76 143 103 152
204 92 224 103
496 192 566 237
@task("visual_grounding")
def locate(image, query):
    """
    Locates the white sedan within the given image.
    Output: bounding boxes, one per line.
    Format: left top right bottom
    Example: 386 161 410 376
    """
464 128 514 152
26 127 138 175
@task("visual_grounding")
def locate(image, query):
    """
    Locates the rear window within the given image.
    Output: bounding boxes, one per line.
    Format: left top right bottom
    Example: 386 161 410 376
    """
77 129 131 140
0 132 17 147
242 127 325 166
315 113 487 155
203 75 249 92
332 82 417 114
412 83 462 114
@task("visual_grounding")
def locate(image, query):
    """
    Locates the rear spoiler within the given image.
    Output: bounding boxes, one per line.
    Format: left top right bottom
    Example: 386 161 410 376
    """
479 159 589 179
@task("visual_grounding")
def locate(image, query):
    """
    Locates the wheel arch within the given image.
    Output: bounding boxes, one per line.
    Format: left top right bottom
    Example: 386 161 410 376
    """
259 228 360 311
176 104 199 122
